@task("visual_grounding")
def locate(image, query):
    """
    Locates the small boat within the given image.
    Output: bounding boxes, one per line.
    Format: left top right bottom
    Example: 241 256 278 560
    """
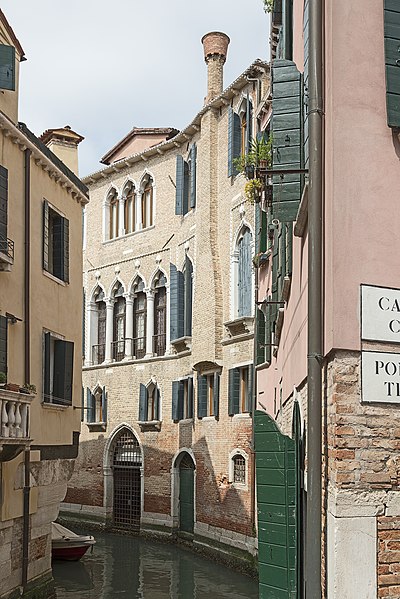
51 522 96 561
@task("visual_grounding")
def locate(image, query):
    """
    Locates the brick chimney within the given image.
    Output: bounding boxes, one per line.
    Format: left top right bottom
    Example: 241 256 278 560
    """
40 125 84 175
201 31 230 103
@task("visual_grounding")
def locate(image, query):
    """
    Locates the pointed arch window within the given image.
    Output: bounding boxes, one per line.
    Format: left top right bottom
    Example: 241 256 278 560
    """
153 273 166 356
124 182 136 234
109 189 119 240
112 282 126 362
139 381 160 422
237 227 252 318
141 176 154 229
132 278 146 359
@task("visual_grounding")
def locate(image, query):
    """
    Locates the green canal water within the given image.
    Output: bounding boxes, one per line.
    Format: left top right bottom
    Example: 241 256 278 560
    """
52 531 259 598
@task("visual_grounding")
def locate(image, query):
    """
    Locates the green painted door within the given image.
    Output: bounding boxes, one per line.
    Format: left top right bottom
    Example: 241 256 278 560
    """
255 407 301 599
179 454 195 534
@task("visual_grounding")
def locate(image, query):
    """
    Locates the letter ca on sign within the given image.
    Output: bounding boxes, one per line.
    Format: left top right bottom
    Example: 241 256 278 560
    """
362 285 400 343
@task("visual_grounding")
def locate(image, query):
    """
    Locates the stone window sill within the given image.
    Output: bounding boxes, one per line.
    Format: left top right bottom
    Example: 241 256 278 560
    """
86 422 106 432
138 420 161 432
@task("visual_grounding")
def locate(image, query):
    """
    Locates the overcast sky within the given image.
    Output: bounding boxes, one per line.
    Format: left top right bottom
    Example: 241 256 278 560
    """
2 1 269 177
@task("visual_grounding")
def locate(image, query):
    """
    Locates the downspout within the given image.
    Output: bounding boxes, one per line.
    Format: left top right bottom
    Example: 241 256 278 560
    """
306 0 324 596
251 230 260 534
22 147 32 590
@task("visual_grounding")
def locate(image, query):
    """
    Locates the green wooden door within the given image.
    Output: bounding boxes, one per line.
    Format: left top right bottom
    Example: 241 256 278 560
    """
179 455 195 534
255 407 301 599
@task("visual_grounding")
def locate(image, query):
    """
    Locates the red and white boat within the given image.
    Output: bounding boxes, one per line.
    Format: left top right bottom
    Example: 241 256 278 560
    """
51 522 96 561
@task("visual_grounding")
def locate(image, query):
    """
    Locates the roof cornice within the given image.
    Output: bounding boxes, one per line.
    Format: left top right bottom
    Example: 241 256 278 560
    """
83 60 269 186
0 111 89 205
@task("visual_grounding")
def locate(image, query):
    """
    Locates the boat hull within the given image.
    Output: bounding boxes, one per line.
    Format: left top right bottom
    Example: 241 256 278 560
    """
52 544 91 561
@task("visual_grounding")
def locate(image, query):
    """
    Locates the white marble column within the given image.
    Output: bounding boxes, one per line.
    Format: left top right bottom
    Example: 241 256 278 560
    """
105 298 114 363
136 192 143 231
124 294 134 359
86 301 98 366
145 289 155 358
118 196 125 237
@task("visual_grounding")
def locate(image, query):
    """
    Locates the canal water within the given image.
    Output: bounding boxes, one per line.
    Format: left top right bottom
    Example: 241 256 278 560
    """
53 531 259 599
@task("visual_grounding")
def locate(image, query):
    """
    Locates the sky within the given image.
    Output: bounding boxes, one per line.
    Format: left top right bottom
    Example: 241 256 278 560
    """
2 1 269 177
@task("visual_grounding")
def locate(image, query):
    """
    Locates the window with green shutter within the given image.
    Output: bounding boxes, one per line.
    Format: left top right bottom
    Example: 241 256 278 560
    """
228 365 253 415
0 45 15 91
197 372 219 418
176 145 196 215
43 332 74 405
173 377 194 421
43 200 69 282
384 0 400 128
272 60 303 222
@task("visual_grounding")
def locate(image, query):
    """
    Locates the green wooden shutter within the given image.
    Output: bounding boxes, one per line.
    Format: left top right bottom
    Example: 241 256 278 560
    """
190 143 197 209
213 372 220 418
188 377 194 419
384 0 400 128
256 308 266 366
53 213 64 280
63 217 69 283
155 387 160 420
44 332 51 401
238 228 252 317
172 381 180 421
247 365 254 413
0 45 15 91
170 263 184 341
197 374 207 418
272 60 303 222
175 155 184 215
43 201 49 271
183 160 189 215
260 210 268 253
53 340 74 405
102 387 107 422
278 224 286 300
228 108 241 177
184 257 193 337
303 0 310 169
0 165 8 242
0 315 7 378
86 388 95 422
285 222 293 277
271 229 279 327
139 383 147 421
282 0 294 60
228 368 240 416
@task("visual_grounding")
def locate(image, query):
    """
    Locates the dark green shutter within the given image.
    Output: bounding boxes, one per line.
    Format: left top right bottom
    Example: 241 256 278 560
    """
278 224 286 300
197 374 207 419
228 368 240 416
272 60 303 222
188 377 194 419
282 0 294 60
63 217 69 283
53 213 63 280
53 340 74 405
190 144 197 209
256 308 266 366
285 222 293 277
86 388 95 422
170 263 184 341
0 45 15 91
260 210 268 253
271 229 279 326
43 201 49 271
384 0 400 128
183 160 189 215
0 165 8 242
213 373 220 418
303 0 310 168
238 228 252 317
0 315 7 378
175 155 184 215
172 381 179 421
44 332 51 401
228 108 241 177
247 365 253 413
184 257 193 337
139 383 147 421
102 387 107 422
155 387 160 420
246 94 252 153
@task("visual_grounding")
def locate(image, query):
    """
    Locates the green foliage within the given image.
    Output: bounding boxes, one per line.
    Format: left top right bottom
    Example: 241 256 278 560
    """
233 135 273 176
262 0 274 13
244 178 263 203
0 371 6 384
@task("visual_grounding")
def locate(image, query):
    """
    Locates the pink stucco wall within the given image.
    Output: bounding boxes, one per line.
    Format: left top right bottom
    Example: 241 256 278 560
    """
257 0 400 415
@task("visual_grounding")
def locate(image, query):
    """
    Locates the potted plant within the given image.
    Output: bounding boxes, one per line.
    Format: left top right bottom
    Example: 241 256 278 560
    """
21 383 37 395
262 0 274 12
244 178 264 203
234 135 273 177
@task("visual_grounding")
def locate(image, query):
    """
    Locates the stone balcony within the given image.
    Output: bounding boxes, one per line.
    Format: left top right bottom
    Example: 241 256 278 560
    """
0 388 33 461
0 235 14 272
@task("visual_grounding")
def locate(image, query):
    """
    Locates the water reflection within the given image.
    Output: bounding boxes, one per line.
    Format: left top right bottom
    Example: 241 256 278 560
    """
53 531 258 598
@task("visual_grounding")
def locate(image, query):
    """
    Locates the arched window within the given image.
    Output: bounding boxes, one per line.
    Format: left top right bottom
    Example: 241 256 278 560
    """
139 381 160 422
86 385 107 425
153 272 166 356
141 175 154 229
123 182 136 234
228 449 248 488
93 286 106 365
109 188 119 239
132 278 146 359
237 227 252 317
112 282 126 362
112 428 142 529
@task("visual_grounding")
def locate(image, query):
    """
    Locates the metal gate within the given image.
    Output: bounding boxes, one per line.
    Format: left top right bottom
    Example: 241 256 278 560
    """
113 429 142 530
179 453 195 534
255 404 302 599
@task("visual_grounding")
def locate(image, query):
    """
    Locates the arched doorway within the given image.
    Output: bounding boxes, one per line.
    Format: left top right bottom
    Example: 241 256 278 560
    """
112 428 142 530
178 453 195 534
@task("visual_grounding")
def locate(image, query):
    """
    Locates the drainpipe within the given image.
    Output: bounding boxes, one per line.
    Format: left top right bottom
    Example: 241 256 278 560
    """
306 0 324 595
22 147 32 589
251 233 260 534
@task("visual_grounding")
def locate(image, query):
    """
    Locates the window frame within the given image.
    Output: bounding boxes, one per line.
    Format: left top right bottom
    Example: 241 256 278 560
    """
43 329 74 407
43 200 69 283
228 449 249 489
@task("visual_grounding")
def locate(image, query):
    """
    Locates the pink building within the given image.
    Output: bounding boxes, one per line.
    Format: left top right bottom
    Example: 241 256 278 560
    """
255 0 400 597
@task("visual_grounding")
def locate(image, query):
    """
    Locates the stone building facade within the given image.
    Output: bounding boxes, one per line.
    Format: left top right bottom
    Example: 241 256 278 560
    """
0 10 87 599
63 33 269 565
255 0 400 597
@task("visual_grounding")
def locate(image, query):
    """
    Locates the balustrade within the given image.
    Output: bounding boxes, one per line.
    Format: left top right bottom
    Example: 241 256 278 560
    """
0 391 31 439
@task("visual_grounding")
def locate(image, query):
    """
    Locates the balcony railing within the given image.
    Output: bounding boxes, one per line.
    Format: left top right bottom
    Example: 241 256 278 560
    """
92 343 105 365
133 337 146 359
0 389 33 461
153 334 166 357
0 235 14 271
112 340 125 362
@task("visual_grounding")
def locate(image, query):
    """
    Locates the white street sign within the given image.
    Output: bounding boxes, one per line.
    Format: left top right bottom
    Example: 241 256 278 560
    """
362 350 400 403
361 285 400 343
